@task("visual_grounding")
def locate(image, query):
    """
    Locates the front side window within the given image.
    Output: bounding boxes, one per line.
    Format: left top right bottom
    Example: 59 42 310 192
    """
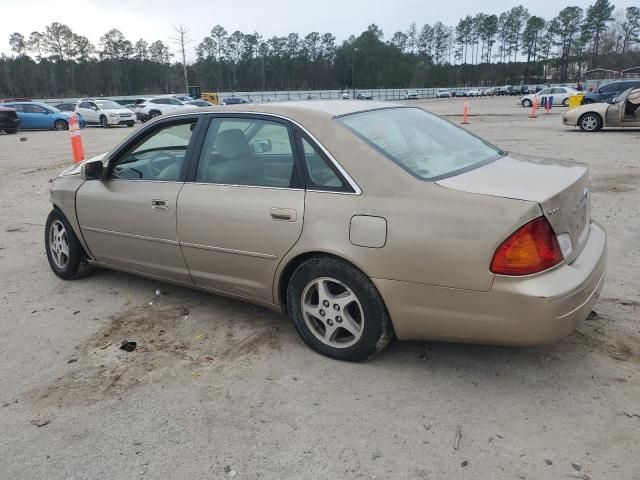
539 88 551 95
339 107 502 181
196 117 297 188
110 121 196 181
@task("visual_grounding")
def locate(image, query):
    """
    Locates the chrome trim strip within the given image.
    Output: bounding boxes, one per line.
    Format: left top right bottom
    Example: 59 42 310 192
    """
189 182 304 191
179 241 277 259
81 226 178 245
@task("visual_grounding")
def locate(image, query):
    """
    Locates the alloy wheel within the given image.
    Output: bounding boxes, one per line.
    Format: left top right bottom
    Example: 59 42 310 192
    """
581 115 599 131
48 219 70 269
301 277 365 348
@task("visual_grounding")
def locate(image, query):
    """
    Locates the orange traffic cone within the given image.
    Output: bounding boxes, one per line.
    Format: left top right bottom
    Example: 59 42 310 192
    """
69 115 85 163
529 95 538 118
461 99 469 125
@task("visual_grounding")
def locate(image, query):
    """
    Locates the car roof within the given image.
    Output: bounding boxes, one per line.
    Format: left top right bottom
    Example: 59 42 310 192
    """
184 100 402 121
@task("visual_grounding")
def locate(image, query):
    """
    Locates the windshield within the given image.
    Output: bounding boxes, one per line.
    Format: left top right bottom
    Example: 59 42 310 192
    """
339 107 503 181
96 100 123 109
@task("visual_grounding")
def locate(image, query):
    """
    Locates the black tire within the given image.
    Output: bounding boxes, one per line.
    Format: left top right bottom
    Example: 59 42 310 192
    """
522 99 532 107
45 209 92 280
53 119 68 131
286 256 394 361
127 121 135 127
578 112 603 132
149 110 161 119
562 98 569 107
5 128 18 134
100 116 109 128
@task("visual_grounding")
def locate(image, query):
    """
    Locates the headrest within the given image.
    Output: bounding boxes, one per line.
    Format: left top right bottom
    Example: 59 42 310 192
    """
215 129 252 160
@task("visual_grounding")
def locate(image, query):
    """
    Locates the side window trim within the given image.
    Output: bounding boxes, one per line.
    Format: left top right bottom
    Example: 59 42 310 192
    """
106 115 203 182
187 113 303 189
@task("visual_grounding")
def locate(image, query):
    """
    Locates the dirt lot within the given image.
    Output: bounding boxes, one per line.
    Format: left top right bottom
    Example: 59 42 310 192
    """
1 96 639 480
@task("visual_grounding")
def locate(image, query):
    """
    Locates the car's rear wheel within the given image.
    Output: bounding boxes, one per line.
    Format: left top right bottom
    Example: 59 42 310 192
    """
100 116 109 128
45 209 91 280
522 99 532 107
53 119 67 131
578 113 602 132
127 121 135 127
287 256 394 361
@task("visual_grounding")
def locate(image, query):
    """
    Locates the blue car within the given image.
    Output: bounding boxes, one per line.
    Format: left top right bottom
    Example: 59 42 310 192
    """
2 101 85 131
584 80 640 104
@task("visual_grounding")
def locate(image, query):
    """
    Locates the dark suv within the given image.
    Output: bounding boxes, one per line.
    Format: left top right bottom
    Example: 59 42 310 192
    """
0 106 20 134
584 80 640 104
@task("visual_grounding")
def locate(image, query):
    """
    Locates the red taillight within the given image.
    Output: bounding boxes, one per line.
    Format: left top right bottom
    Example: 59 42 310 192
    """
490 216 563 276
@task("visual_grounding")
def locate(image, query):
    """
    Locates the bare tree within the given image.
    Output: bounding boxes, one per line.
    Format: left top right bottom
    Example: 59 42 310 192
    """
170 24 191 93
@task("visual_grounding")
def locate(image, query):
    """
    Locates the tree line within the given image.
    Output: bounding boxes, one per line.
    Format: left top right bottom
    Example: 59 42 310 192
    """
1 0 639 98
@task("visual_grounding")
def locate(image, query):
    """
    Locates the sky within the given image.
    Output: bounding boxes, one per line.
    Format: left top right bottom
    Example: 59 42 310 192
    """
1 0 637 60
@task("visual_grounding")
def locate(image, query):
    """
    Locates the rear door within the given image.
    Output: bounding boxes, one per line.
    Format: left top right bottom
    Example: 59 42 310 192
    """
76 116 201 282
177 114 305 303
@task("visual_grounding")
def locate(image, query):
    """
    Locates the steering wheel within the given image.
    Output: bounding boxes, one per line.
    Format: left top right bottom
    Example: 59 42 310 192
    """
148 152 178 179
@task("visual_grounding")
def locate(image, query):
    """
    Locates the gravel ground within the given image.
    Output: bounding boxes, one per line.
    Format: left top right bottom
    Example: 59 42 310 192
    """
0 97 638 480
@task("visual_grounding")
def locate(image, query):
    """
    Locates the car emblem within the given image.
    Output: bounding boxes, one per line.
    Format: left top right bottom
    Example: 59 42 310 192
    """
547 207 560 216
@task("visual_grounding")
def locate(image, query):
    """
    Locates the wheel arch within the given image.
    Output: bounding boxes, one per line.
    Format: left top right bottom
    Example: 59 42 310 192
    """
276 250 374 308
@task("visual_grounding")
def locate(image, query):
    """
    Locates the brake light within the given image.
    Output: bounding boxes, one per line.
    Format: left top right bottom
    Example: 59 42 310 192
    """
490 217 563 276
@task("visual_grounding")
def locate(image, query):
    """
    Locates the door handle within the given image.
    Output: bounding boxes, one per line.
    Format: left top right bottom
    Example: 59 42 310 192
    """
151 199 169 211
270 208 297 222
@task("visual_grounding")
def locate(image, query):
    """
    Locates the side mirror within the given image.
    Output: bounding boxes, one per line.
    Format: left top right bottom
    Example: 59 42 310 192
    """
81 160 105 180
252 139 272 153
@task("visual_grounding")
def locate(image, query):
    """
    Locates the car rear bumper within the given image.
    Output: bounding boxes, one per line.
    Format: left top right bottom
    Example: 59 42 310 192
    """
374 222 607 346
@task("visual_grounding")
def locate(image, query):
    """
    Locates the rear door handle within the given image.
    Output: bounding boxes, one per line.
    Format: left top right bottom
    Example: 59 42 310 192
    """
270 208 297 222
151 199 169 211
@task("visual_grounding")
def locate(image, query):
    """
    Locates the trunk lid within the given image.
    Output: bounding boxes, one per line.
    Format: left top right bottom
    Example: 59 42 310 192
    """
436 153 591 264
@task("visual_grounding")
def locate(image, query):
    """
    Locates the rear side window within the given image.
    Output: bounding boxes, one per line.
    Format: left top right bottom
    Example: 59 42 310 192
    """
339 107 502 181
300 136 345 190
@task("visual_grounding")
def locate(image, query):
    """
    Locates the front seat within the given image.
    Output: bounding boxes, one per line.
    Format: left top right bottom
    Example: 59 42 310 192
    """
209 129 263 185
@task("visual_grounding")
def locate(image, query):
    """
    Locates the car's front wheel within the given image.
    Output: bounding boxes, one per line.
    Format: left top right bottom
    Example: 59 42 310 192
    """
287 256 394 361
562 98 569 107
45 209 91 280
578 113 603 132
522 99 532 107
100 116 109 128
127 121 135 127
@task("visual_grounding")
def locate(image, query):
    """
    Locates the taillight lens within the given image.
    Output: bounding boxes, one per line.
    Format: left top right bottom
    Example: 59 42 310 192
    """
491 217 563 275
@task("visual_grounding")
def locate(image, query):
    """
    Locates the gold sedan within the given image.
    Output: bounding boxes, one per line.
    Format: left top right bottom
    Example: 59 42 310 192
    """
46 101 607 361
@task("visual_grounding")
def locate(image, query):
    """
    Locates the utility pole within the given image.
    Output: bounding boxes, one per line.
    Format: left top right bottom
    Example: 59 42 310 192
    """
170 24 191 94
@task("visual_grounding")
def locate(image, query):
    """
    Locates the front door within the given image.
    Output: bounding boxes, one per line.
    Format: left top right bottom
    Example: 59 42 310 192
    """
76 117 200 282
177 115 305 303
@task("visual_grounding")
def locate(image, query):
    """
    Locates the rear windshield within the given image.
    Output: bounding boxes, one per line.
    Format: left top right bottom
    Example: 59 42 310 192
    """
339 107 503 181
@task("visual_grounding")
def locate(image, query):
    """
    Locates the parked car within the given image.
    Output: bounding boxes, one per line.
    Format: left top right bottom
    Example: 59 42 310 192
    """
495 86 510 96
356 93 374 100
186 100 214 108
466 89 481 97
584 80 640 104
519 86 577 107
45 101 606 361
2 101 84 131
451 89 467 97
172 95 194 102
55 102 77 112
75 99 136 128
134 97 188 122
222 96 251 105
0 106 20 134
341 93 351 99
435 89 451 98
563 87 640 132
405 91 419 100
